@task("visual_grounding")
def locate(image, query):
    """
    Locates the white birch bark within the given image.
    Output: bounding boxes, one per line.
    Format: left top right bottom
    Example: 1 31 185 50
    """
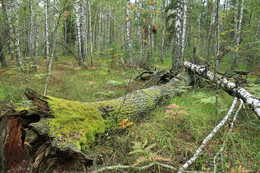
213 99 243 173
171 0 182 71
150 0 156 63
206 1 215 48
232 0 245 69
14 1 28 107
138 0 143 65
181 0 187 61
178 97 238 173
126 0 132 65
75 0 84 66
87 0 94 65
14 1 23 69
98 9 102 58
161 0 166 63
233 0 239 47
6 0 15 59
45 0 49 66
80 0 88 64
29 0 35 58
34 0 39 70
108 5 111 46
184 61 260 119
44 0 57 95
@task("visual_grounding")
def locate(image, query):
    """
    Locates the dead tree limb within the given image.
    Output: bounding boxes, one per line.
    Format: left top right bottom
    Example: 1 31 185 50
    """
184 61 260 119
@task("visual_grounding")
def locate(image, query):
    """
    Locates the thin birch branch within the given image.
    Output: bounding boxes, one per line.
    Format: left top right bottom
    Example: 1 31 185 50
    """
91 161 176 173
214 99 243 173
177 97 238 173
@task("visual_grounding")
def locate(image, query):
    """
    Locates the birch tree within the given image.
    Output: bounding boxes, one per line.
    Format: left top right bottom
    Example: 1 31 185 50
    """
45 0 50 66
75 0 84 66
88 0 94 65
34 0 39 70
29 0 35 59
161 0 166 63
231 0 245 70
150 0 156 63
98 9 102 58
181 0 187 61
138 0 143 65
80 0 88 64
126 0 133 65
171 0 182 71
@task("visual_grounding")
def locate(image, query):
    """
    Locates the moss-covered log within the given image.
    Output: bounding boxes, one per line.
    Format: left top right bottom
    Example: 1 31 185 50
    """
0 72 189 172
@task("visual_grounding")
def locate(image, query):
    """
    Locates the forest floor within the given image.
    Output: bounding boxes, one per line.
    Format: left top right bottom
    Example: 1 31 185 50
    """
0 56 259 172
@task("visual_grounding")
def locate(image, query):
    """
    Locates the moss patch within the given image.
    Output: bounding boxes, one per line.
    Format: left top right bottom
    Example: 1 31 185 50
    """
46 96 107 151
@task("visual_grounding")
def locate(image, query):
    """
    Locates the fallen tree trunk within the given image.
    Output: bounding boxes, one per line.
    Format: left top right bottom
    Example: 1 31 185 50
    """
0 72 189 172
184 61 260 119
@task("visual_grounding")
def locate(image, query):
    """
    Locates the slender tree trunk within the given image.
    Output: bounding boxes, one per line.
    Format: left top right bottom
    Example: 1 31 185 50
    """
80 0 88 65
34 0 39 70
0 37 7 67
138 0 143 65
161 0 166 63
231 0 244 70
181 0 187 61
214 0 220 124
75 0 84 66
98 9 102 58
29 0 35 59
44 1 57 96
88 0 94 65
150 0 156 64
14 1 28 107
126 0 133 65
171 0 182 71
206 0 215 59
45 0 49 66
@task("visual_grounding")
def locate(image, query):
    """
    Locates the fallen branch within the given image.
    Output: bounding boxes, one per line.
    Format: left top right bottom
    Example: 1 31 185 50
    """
184 61 260 119
91 161 176 173
213 99 243 173
177 97 238 173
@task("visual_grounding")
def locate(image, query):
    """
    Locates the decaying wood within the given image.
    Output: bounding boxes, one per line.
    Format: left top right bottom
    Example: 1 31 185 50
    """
0 72 189 172
184 61 260 119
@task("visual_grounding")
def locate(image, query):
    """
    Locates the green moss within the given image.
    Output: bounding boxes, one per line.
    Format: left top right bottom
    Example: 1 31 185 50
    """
142 89 161 109
46 96 107 151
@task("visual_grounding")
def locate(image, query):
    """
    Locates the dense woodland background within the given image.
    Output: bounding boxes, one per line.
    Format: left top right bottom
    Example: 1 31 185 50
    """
0 0 260 172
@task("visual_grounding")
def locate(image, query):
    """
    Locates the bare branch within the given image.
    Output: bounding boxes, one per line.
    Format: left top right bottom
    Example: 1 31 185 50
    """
178 97 238 173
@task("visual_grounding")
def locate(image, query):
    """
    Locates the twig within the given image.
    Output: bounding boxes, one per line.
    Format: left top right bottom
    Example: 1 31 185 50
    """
213 99 243 173
177 97 238 173
91 162 176 173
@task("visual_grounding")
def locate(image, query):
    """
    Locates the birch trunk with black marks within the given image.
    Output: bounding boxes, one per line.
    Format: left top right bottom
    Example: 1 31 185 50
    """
161 0 166 63
34 0 39 70
98 9 102 58
231 0 245 70
150 0 156 64
88 0 94 65
29 0 35 59
80 0 88 64
184 61 260 119
181 0 187 61
126 0 133 65
138 0 143 65
75 0 84 66
45 0 49 66
171 0 182 71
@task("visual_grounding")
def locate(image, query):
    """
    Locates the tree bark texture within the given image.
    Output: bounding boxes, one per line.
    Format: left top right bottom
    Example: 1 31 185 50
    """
0 72 189 172
184 61 260 119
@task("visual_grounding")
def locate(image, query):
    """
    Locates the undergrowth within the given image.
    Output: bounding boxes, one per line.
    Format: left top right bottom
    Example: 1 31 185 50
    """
0 55 259 172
